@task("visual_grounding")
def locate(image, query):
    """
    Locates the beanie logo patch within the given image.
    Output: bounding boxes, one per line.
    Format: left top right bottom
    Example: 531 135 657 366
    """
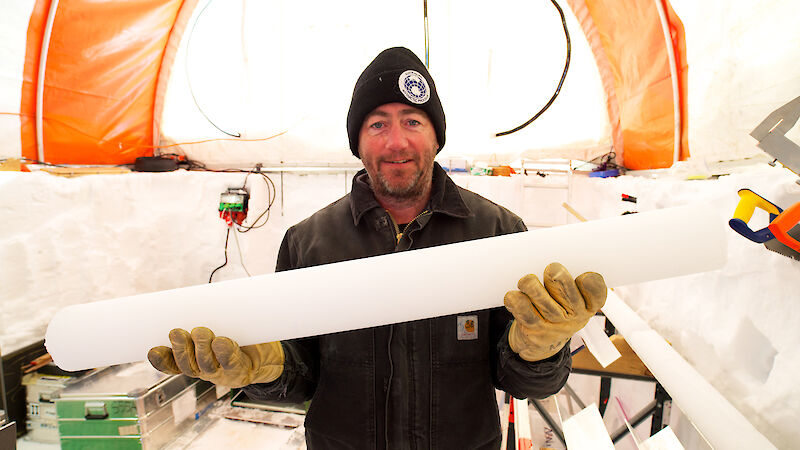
398 70 430 105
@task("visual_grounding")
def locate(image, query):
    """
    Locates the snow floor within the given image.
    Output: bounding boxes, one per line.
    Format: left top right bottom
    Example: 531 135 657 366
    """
2 160 798 448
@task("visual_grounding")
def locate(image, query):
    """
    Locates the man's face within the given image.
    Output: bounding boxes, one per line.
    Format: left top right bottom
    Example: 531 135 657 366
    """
358 103 439 201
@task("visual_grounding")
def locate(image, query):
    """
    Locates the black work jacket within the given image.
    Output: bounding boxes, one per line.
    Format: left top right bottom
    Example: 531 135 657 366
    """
244 163 571 449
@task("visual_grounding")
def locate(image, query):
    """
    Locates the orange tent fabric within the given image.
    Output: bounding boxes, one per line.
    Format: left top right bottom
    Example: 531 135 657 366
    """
21 0 184 164
20 0 52 162
567 0 688 169
667 0 689 166
19 0 688 169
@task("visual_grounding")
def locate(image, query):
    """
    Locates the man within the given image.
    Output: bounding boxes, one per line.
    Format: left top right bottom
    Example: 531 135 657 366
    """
148 47 606 448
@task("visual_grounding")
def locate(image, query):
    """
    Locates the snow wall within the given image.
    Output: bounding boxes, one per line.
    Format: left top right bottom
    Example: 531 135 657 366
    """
1 161 798 447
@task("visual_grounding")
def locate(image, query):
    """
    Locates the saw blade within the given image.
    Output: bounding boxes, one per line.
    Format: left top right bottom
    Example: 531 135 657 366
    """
764 224 800 261
751 95 800 175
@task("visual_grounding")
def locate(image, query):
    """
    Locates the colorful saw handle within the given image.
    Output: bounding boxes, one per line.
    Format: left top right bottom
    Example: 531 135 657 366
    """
769 201 800 252
729 189 781 243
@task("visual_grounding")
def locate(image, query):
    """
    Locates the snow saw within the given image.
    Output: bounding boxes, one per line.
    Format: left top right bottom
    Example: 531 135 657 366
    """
751 95 800 178
729 188 800 261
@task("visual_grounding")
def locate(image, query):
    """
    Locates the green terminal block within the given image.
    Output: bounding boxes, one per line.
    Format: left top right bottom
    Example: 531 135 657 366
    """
219 188 249 212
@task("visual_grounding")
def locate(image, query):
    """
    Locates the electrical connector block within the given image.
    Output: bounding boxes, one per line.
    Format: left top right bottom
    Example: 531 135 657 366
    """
219 188 249 226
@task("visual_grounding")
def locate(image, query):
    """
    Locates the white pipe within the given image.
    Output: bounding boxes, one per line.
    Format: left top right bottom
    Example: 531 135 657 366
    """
45 203 726 371
653 0 682 165
36 0 60 163
602 290 776 449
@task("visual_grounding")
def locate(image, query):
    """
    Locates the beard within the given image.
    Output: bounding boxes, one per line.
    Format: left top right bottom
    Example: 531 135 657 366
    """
372 166 429 201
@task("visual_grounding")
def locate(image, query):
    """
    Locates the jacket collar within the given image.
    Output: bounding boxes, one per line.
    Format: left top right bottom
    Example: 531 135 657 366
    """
350 162 472 226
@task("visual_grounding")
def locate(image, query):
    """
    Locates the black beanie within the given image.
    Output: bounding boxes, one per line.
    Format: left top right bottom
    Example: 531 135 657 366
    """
347 47 446 158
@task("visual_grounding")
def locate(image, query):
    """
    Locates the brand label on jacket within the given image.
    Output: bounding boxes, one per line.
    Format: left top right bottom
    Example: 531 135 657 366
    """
457 315 478 340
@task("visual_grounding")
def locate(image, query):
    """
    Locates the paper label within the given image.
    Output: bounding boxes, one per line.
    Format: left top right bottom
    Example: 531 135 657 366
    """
216 385 231 399
457 315 478 340
171 389 197 425
118 424 140 436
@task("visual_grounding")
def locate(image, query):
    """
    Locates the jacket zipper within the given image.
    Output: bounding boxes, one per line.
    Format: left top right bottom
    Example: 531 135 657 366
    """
385 209 430 448
391 209 431 244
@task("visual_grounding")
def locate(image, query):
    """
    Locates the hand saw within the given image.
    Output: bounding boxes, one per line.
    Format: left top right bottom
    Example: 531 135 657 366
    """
729 189 800 261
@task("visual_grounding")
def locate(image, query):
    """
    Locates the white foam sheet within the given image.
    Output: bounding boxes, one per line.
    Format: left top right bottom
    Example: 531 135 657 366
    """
45 203 727 371
641 426 685 450
578 319 621 368
602 289 777 449
562 403 615 450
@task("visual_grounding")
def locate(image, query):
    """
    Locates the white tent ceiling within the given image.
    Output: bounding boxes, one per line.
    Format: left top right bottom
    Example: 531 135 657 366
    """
0 0 798 166
160 0 611 167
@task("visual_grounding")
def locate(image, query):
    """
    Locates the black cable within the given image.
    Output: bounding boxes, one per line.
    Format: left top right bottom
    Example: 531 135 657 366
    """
0 350 8 416
207 166 275 282
185 158 209 171
186 0 241 138
208 227 231 283
237 170 277 232
495 0 571 137
423 0 430 68
573 151 623 172
384 326 394 450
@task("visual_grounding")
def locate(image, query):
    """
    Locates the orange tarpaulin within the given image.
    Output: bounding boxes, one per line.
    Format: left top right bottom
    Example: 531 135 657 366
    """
567 0 688 169
20 0 52 162
21 0 184 164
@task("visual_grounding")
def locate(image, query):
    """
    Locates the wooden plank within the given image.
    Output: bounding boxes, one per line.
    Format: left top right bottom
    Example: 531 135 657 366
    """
572 335 653 378
0 158 23 171
41 166 130 177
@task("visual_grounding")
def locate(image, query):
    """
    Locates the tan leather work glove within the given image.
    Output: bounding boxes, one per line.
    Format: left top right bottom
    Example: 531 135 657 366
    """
504 262 607 362
147 327 284 388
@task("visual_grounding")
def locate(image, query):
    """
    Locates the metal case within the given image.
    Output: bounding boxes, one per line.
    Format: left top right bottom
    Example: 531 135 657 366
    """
23 371 73 443
54 362 217 449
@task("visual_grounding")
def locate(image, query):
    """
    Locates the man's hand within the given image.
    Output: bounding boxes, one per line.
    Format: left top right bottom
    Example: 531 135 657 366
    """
147 327 284 388
504 262 607 362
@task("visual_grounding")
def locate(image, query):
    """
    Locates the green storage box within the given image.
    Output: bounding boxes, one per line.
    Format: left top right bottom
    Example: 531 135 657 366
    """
54 362 217 449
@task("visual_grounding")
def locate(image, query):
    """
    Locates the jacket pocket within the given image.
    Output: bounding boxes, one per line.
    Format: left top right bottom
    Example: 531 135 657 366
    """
430 361 501 448
429 311 501 447
305 331 376 448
